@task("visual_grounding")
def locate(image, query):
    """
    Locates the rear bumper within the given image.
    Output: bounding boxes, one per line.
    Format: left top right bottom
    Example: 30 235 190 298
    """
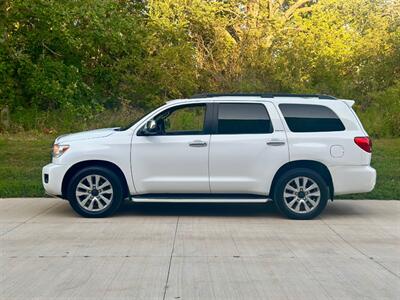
329 165 376 195
42 163 69 197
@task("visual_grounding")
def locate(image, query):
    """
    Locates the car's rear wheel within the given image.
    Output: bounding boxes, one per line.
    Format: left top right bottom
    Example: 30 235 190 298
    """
67 166 123 218
274 168 328 220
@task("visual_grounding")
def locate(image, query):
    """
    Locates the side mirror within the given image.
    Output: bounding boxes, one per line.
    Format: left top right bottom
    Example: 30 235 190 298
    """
142 119 158 135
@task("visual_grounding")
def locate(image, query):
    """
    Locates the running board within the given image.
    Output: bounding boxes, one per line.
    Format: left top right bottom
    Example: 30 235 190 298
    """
131 197 272 203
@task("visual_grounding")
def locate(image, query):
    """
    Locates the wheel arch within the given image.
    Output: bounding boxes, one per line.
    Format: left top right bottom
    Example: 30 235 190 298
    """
61 160 130 199
269 160 334 200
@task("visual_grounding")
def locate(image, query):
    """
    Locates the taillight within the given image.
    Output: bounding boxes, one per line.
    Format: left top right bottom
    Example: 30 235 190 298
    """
354 136 372 153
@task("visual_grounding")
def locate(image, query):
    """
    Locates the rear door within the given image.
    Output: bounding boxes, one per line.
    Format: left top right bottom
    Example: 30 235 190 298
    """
209 101 289 195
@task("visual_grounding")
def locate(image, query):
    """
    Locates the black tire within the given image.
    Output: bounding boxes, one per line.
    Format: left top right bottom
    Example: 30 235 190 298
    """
273 168 329 220
67 166 124 218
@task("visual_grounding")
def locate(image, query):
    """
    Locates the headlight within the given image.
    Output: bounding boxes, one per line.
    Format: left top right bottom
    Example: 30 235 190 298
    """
52 144 70 158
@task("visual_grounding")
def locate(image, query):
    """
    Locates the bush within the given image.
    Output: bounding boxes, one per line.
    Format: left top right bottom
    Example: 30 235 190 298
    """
357 82 400 138
2 103 145 134
0 0 399 136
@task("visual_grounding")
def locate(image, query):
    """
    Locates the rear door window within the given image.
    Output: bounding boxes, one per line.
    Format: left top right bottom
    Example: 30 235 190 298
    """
279 104 345 132
217 103 273 134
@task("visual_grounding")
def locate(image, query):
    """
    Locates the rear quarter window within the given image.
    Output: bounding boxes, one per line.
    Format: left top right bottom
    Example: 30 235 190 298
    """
279 104 345 132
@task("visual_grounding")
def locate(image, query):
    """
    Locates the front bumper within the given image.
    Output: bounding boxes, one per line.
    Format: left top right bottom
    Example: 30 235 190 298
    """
329 165 376 195
42 163 69 197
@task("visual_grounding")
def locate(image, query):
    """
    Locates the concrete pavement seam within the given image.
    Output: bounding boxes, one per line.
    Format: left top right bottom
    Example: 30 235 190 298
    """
0 202 61 238
163 216 179 300
322 220 400 279
276 230 335 299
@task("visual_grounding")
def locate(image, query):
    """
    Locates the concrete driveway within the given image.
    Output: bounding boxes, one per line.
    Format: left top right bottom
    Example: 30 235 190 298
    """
0 198 399 300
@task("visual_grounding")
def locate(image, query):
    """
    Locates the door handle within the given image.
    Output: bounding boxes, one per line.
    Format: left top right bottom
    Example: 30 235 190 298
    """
266 140 286 146
189 140 207 147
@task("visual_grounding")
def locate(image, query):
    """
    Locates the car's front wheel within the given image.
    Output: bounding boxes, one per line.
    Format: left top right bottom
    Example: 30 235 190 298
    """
274 168 329 220
67 166 123 218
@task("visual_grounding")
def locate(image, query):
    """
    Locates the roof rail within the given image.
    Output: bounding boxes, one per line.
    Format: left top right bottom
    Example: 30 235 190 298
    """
190 93 336 100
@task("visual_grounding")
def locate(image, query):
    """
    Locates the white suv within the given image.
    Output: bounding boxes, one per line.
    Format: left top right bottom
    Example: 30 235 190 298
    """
42 93 376 219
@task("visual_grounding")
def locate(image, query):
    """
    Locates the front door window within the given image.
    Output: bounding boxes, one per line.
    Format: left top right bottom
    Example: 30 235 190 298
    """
155 104 206 135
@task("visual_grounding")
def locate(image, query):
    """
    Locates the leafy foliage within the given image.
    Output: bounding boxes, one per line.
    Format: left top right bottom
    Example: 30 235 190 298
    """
0 0 399 136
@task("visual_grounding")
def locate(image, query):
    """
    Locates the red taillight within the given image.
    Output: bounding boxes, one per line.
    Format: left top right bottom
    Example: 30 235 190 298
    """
354 136 372 153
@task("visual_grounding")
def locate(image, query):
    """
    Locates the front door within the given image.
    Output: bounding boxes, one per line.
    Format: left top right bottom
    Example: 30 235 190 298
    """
131 103 211 194
209 102 289 195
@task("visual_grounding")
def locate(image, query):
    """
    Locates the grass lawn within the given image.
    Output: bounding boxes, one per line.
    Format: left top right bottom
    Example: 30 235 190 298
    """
0 134 399 199
337 138 400 200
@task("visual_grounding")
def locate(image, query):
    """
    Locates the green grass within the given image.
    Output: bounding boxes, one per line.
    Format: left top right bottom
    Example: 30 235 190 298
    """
0 134 398 199
338 138 400 199
0 134 56 197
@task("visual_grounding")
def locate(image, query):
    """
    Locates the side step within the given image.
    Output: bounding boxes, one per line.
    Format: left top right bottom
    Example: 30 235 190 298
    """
131 196 272 204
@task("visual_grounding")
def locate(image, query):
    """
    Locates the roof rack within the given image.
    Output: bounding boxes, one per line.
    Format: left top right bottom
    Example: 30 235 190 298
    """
190 93 336 100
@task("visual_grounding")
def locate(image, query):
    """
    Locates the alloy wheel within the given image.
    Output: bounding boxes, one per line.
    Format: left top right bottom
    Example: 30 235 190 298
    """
75 175 114 212
283 176 321 214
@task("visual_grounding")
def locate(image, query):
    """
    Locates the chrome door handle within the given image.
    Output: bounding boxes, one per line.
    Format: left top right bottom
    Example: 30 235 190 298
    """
189 140 207 147
266 140 285 146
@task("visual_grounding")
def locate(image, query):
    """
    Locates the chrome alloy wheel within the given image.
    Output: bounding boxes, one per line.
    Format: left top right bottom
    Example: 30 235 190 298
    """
283 176 321 214
75 175 114 212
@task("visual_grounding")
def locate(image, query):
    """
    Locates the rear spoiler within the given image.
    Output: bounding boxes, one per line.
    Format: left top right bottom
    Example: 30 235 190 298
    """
340 99 355 107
